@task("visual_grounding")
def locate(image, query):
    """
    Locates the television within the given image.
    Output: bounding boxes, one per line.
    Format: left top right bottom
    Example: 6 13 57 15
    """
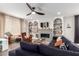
41 33 50 38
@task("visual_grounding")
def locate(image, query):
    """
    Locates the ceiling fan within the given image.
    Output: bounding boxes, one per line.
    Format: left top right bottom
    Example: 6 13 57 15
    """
26 3 45 16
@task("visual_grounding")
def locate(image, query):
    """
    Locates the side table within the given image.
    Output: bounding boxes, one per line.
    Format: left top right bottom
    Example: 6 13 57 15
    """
0 38 8 51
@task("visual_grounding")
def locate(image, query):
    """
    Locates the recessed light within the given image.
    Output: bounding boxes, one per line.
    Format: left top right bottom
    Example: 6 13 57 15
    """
57 12 61 15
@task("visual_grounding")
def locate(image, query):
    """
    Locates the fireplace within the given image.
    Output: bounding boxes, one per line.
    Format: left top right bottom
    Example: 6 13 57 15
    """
34 29 53 42
40 33 50 38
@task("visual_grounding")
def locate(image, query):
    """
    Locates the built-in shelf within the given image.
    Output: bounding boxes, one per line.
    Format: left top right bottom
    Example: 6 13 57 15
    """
28 21 38 35
53 18 62 36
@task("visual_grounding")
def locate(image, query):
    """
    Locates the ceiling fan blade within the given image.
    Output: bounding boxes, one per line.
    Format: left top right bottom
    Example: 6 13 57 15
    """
26 12 31 16
35 11 45 15
26 3 33 11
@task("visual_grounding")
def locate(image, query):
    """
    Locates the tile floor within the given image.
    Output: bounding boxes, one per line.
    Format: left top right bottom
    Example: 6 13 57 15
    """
0 42 20 56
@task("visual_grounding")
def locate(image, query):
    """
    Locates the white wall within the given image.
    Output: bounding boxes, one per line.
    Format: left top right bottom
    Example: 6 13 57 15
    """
39 16 74 42
63 16 75 42
27 14 75 42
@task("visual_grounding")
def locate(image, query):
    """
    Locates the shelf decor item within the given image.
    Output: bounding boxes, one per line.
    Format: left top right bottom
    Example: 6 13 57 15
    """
28 22 33 34
67 24 71 28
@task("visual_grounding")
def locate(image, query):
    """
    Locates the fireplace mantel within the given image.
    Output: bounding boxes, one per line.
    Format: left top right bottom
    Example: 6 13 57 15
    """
37 28 53 42
38 28 53 33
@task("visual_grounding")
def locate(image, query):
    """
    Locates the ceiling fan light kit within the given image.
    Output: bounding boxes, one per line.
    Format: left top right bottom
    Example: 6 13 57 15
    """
26 3 45 16
32 12 36 14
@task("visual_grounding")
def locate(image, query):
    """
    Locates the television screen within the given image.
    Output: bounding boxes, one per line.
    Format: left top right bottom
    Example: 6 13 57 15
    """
41 33 50 38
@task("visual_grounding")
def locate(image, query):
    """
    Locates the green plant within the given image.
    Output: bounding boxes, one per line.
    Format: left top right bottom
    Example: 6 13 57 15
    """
0 41 2 44
4 32 12 36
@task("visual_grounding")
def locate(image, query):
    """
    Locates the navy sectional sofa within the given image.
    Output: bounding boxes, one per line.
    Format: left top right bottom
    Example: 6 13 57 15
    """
9 36 79 56
9 39 79 56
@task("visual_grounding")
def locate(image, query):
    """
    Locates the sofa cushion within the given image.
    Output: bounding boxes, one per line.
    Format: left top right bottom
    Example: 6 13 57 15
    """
20 41 39 52
61 36 79 52
61 36 71 44
38 44 79 56
15 48 42 56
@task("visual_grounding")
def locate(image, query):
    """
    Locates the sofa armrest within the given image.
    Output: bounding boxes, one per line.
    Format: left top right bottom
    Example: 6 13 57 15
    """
9 50 16 56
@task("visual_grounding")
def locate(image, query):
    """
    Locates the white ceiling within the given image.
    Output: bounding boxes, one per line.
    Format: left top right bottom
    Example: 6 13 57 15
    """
0 3 79 19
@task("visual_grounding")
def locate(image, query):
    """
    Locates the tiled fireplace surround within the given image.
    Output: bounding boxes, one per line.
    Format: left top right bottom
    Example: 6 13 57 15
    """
32 28 53 42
